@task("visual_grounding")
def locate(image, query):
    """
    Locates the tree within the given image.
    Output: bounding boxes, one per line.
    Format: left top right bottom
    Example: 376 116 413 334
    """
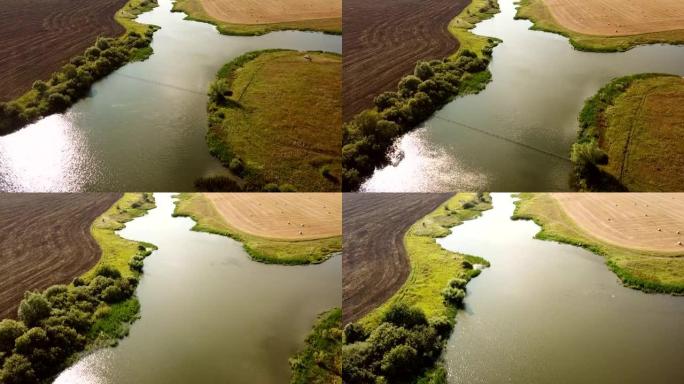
85 46 101 60
13 328 47 356
46 93 71 111
380 344 418 378
414 61 435 81
95 37 111 51
31 80 48 95
17 293 51 327
382 303 428 329
343 323 367 344
442 286 466 306
0 354 37 384
398 75 422 98
0 320 27 354
208 79 233 105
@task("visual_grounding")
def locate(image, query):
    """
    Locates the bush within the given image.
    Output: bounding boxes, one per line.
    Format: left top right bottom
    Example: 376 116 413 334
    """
0 320 27 353
208 79 233 105
100 285 125 303
87 276 116 297
442 287 466 306
382 303 428 329
31 80 48 95
429 316 453 338
279 184 297 192
448 278 468 290
414 61 435 81
85 46 101 59
17 293 51 327
46 93 71 111
95 265 121 279
0 354 37 384
381 344 418 378
13 328 47 356
229 158 244 175
343 323 368 344
398 75 422 98
263 183 279 192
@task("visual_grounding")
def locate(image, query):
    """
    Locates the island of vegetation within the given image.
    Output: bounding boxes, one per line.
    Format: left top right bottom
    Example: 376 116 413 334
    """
171 0 341 35
0 0 160 136
342 0 501 191
343 193 492 383
516 0 684 52
290 308 342 384
571 73 684 191
201 50 341 192
0 193 157 383
173 193 342 264
513 193 684 295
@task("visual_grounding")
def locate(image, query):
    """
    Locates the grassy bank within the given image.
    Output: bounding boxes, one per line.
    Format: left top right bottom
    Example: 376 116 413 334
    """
173 193 341 264
512 193 684 294
571 73 684 191
171 0 341 35
0 0 160 136
290 308 342 384
342 1 500 191
0 193 156 383
515 0 684 52
202 49 341 192
342 193 492 383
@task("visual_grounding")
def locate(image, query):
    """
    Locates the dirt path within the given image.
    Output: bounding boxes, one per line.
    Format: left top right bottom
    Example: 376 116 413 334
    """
0 193 121 319
200 0 340 24
204 193 341 240
343 0 470 120
553 193 684 252
0 0 128 101
342 193 452 324
543 0 684 36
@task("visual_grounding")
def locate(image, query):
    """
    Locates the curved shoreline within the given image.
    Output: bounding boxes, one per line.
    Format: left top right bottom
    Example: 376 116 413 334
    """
171 0 341 36
0 0 160 136
515 0 684 52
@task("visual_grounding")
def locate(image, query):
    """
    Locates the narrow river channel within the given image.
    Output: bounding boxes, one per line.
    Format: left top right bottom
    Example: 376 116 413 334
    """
362 0 684 192
53 193 341 383
437 194 684 383
0 0 341 192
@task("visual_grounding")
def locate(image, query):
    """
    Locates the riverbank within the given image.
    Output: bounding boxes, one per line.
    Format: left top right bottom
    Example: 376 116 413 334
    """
342 193 491 383
203 49 341 192
0 193 156 383
515 0 684 52
0 0 160 136
171 0 341 36
290 308 342 384
572 73 684 191
513 193 684 294
342 1 500 191
173 193 342 264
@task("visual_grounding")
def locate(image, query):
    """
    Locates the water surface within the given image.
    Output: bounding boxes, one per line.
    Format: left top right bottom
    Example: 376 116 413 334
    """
362 0 684 191
438 194 684 383
0 0 341 191
54 193 341 383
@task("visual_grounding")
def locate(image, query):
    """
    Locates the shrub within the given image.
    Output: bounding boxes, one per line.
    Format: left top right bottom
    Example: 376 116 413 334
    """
0 354 37 384
381 344 418 378
398 75 422 98
100 285 125 303
208 79 233 105
414 61 435 81
0 320 27 353
429 316 453 338
382 303 428 329
46 93 71 111
17 293 51 327
448 278 468 290
95 265 121 279
343 323 368 344
95 37 111 51
31 80 48 95
229 158 244 175
263 183 279 192
85 46 101 59
442 287 466 306
13 328 47 356
279 184 297 192
87 276 116 297
374 91 400 111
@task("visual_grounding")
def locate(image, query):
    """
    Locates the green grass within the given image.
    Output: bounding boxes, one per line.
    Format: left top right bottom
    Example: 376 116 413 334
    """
360 193 492 329
207 50 341 191
87 298 141 343
447 0 502 59
290 308 342 384
84 193 157 280
171 0 341 36
574 73 684 191
512 193 684 294
515 0 684 52
173 193 341 265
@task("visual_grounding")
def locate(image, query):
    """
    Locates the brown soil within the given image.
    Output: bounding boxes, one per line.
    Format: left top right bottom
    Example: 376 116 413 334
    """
543 0 684 36
342 0 470 121
204 193 341 240
0 193 121 319
0 0 128 101
342 193 452 324
553 193 684 252
200 0 341 24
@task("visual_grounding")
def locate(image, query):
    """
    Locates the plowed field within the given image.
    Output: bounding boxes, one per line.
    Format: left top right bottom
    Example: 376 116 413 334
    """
0 0 128 101
0 193 121 319
342 193 452 324
342 0 470 120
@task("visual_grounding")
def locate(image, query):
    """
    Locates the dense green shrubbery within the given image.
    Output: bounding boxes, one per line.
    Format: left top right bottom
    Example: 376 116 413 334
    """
289 308 342 383
0 265 143 383
0 21 159 135
342 49 494 191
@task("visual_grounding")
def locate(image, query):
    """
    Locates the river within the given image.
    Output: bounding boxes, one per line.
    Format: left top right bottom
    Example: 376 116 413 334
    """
362 0 684 192
0 0 341 192
54 193 341 383
438 193 684 383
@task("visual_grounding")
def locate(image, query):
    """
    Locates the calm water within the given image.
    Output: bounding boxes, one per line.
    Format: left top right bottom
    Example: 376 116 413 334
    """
438 194 684 383
0 0 341 192
362 0 684 192
54 193 341 383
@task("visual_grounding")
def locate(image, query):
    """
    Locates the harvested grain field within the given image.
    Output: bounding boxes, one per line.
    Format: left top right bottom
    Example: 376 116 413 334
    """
200 0 340 24
342 193 452 324
0 193 121 319
343 0 470 120
542 0 684 37
553 193 684 252
0 0 128 101
205 193 341 240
